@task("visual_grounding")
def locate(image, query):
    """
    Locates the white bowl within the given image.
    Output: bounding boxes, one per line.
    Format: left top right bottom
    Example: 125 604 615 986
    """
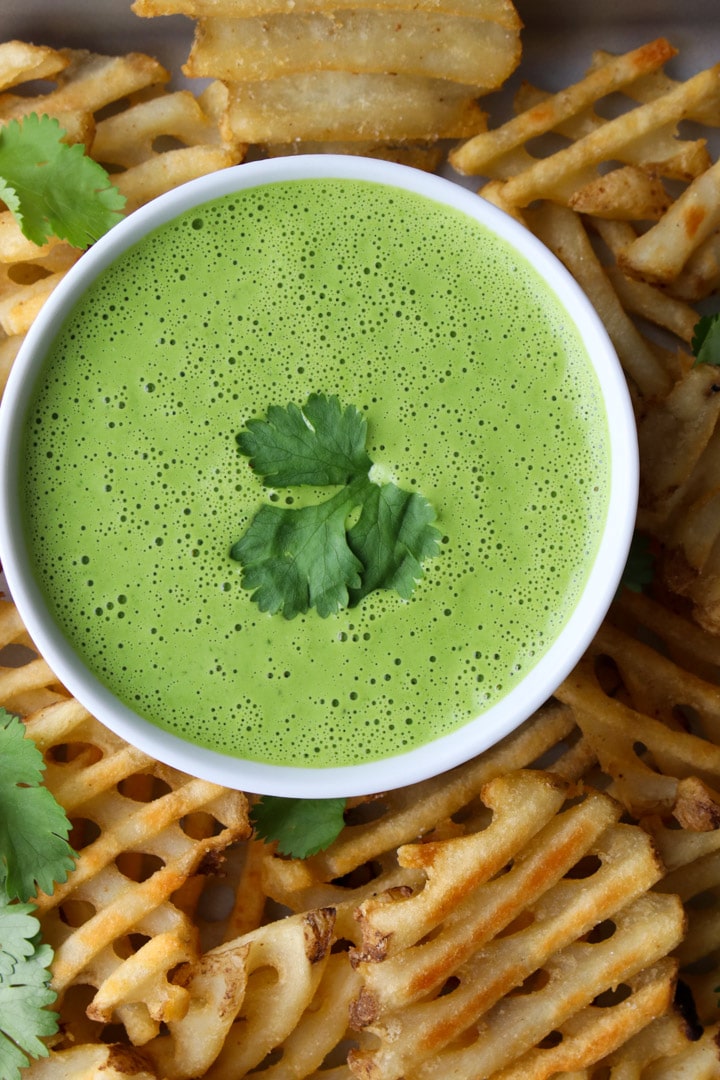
0 155 637 797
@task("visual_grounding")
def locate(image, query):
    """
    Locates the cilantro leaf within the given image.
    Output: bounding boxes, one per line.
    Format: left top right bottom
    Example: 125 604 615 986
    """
0 888 57 1080
0 709 76 902
238 393 372 487
348 482 442 604
251 796 347 858
232 394 441 618
231 481 365 619
691 312 720 367
0 113 125 249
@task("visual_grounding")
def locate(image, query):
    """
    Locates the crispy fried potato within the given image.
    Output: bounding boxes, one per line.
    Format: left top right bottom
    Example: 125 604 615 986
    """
222 72 487 143
184 11 521 87
525 201 674 401
91 87 242 169
0 48 169 133
349 774 683 1079
0 51 240 366
22 1043 157 1079
0 39 68 90
449 38 677 175
480 64 720 211
0 599 251 1050
569 165 672 221
619 157 720 285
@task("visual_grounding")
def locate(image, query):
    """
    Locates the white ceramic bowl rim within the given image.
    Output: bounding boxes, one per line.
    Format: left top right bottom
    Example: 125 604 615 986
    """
0 155 638 797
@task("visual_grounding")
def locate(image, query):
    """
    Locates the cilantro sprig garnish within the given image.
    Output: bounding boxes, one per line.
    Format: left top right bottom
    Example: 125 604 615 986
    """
231 393 441 619
0 113 125 248
250 796 347 858
691 312 720 367
0 709 76 1078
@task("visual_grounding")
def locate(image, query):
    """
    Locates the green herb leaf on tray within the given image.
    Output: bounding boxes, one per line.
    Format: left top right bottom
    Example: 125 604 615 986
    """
251 796 347 858
0 708 75 904
0 710 75 1077
691 312 720 367
0 888 57 1080
618 532 655 596
231 392 441 618
0 113 125 249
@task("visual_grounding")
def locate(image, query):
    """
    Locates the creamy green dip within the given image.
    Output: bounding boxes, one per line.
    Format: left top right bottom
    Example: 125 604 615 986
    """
20 178 610 767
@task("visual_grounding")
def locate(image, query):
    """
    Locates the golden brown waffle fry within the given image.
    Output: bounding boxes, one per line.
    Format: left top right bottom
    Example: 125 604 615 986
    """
222 72 488 143
145 909 337 1078
0 239 81 336
446 39 720 637
525 201 674 402
585 1013 699 1076
91 86 241 170
136 0 517 151
262 701 576 900
93 82 245 212
643 1024 720 1080
22 1043 157 1079
0 48 169 136
556 652 720 822
445 29 720 613
111 145 240 214
449 38 678 176
619 157 720 285
184 12 521 86
0 40 69 91
348 773 684 1079
480 63 720 210
0 598 251 1050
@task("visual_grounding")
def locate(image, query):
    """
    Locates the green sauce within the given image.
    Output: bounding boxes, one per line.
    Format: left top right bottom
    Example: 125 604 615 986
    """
20 178 610 767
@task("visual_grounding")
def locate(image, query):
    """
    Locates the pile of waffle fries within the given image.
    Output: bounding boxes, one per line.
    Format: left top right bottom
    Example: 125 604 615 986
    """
1 13 720 1078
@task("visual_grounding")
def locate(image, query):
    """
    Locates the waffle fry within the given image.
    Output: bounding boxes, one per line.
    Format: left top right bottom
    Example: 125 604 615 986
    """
478 62 720 209
145 909 337 1078
136 0 518 153
525 201 675 402
449 38 678 177
0 599 251 1053
222 72 488 144
184 12 521 86
0 48 169 139
619 157 720 285
448 38 720 626
0 40 68 91
348 774 683 1079
20 1043 157 1079
91 85 242 170
262 700 576 903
